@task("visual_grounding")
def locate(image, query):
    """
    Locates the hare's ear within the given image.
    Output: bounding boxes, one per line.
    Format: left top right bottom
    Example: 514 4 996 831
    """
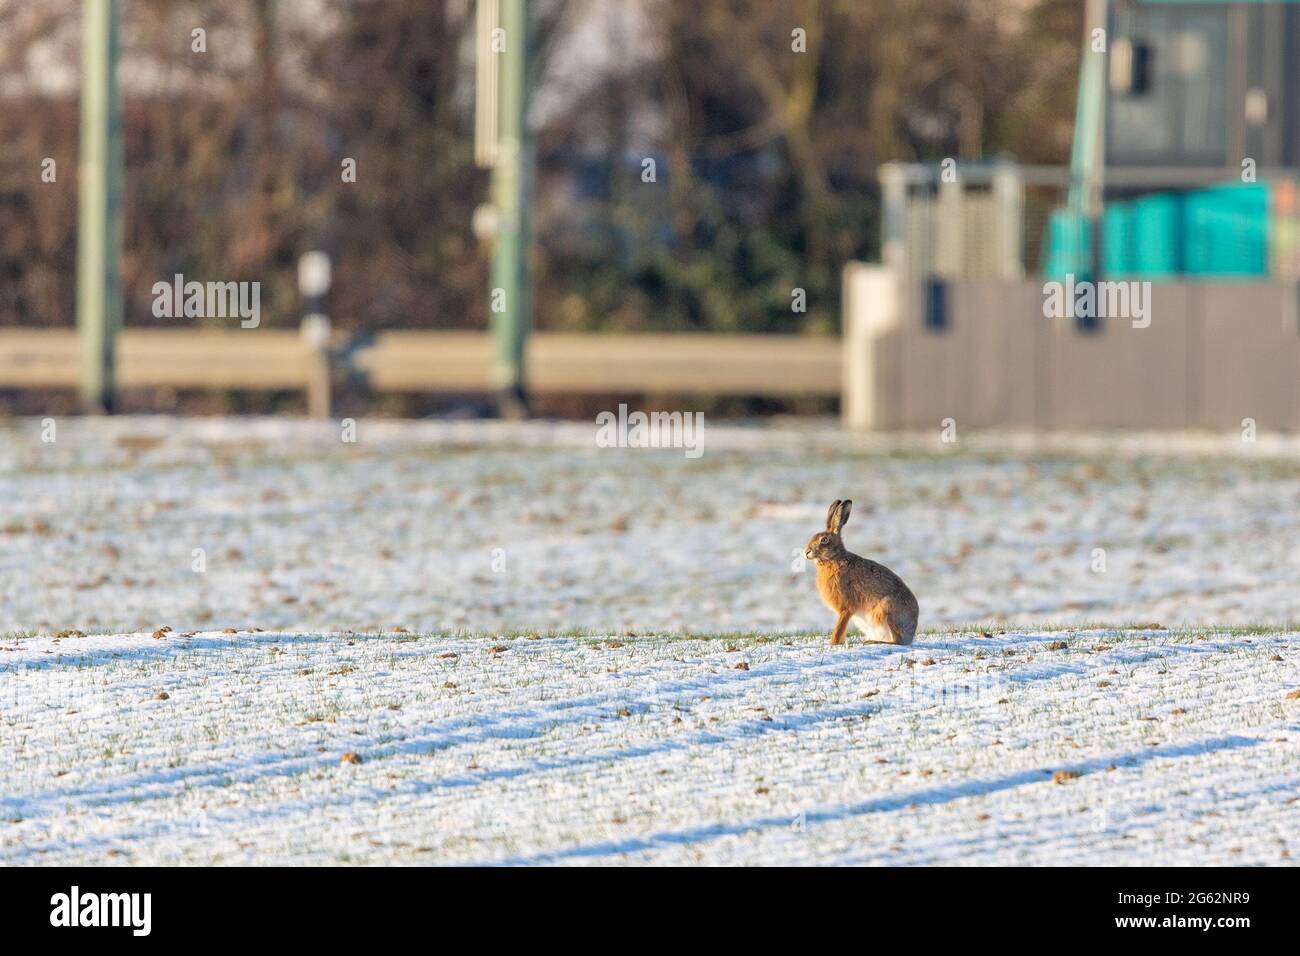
825 499 843 531
837 499 852 529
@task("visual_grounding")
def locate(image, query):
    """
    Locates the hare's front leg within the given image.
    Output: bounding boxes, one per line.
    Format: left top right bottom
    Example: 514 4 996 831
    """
830 611 851 646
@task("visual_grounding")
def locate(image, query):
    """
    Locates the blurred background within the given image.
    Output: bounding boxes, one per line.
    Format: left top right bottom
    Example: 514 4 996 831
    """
2 1 1298 427
0 0 1083 417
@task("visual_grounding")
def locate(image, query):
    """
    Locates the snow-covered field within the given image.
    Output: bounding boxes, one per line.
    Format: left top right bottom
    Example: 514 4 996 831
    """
2 418 1298 864
4 625 1298 864
4 416 1300 633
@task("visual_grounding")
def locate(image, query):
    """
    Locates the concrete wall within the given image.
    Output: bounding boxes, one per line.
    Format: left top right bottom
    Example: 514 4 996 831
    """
1046 284 1195 429
899 279 1043 428
843 264 1300 430
1197 284 1300 431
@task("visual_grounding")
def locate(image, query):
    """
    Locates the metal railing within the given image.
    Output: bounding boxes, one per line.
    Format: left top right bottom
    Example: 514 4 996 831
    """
0 329 842 416
880 161 1300 279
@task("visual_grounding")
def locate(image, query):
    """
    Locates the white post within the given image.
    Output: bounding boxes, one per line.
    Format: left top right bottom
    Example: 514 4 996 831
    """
992 162 1025 279
842 263 902 430
935 174 964 279
879 163 908 274
299 251 333 419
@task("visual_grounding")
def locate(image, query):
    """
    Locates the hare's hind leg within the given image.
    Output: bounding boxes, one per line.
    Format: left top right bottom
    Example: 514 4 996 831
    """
855 600 914 645
882 601 916 646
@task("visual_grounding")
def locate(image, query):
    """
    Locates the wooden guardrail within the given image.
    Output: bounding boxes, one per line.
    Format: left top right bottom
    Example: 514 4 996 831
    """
0 328 332 416
352 332 840 396
0 329 841 415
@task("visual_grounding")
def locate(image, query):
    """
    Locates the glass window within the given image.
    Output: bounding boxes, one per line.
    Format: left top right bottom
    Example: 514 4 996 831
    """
1108 4 1227 165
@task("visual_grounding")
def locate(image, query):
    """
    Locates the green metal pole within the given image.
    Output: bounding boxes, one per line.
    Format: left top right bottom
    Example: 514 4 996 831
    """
1067 0 1108 283
76 0 123 414
489 0 532 418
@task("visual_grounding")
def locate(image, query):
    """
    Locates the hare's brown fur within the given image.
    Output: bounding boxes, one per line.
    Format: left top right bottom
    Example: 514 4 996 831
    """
805 499 919 646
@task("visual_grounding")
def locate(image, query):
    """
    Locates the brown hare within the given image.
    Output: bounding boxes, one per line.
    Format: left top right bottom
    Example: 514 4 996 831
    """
804 499 919 646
